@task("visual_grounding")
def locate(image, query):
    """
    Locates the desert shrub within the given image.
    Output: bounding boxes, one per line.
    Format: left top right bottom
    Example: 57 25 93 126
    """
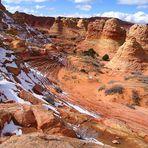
132 90 140 106
105 85 124 95
55 87 63 93
138 76 148 84
71 37 76 40
49 35 57 38
108 80 116 84
82 48 98 58
43 94 55 105
72 76 77 79
80 69 88 74
131 71 142 75
102 54 109 61
63 75 70 81
98 85 106 92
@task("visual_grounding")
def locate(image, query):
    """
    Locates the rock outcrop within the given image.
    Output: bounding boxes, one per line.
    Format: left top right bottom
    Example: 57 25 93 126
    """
86 19 105 39
128 24 148 54
0 133 100 148
10 39 26 53
101 18 126 43
80 18 126 56
106 37 148 71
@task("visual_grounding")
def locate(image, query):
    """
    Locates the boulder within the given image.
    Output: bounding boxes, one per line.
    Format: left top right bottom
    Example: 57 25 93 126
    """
32 84 44 95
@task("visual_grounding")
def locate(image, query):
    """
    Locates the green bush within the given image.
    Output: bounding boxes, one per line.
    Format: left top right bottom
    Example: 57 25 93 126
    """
82 48 98 58
102 54 109 61
98 85 106 92
80 69 88 74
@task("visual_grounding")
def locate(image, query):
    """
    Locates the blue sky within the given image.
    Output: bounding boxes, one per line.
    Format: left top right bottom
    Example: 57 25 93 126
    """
2 0 148 23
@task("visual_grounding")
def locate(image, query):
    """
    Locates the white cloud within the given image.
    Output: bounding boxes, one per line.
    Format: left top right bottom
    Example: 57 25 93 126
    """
3 0 47 4
118 0 148 5
76 4 92 11
96 11 148 24
73 0 94 3
5 5 38 14
56 12 91 18
4 3 148 24
35 5 45 9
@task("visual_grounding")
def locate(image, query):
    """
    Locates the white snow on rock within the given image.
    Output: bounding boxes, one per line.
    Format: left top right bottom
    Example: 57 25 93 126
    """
0 48 48 104
66 102 100 118
1 120 22 136
0 79 30 104
0 48 16 63
42 104 59 114
84 137 104 146
6 62 18 68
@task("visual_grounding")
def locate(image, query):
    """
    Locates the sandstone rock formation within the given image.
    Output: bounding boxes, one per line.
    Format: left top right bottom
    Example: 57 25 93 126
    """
101 18 126 43
80 18 126 56
77 19 88 30
128 24 148 54
0 133 100 148
49 17 86 39
106 36 148 71
10 39 26 53
86 19 105 39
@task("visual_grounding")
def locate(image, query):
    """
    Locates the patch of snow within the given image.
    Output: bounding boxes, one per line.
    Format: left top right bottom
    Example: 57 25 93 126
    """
84 138 104 146
6 62 18 68
0 48 16 63
17 70 34 91
0 79 30 104
67 123 104 146
65 102 100 118
1 120 22 136
42 104 59 114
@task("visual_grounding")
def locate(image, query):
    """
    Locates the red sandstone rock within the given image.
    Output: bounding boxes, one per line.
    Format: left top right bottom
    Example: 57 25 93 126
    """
86 19 105 39
18 90 45 105
0 133 101 148
6 66 21 76
106 36 148 71
128 24 148 54
32 84 44 95
10 39 26 53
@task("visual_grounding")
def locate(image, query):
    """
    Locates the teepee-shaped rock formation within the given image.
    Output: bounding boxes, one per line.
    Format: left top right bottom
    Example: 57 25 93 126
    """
129 24 148 54
82 18 126 57
102 18 126 42
106 37 148 71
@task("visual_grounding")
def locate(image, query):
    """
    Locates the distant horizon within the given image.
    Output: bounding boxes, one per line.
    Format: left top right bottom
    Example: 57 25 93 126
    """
2 0 148 24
